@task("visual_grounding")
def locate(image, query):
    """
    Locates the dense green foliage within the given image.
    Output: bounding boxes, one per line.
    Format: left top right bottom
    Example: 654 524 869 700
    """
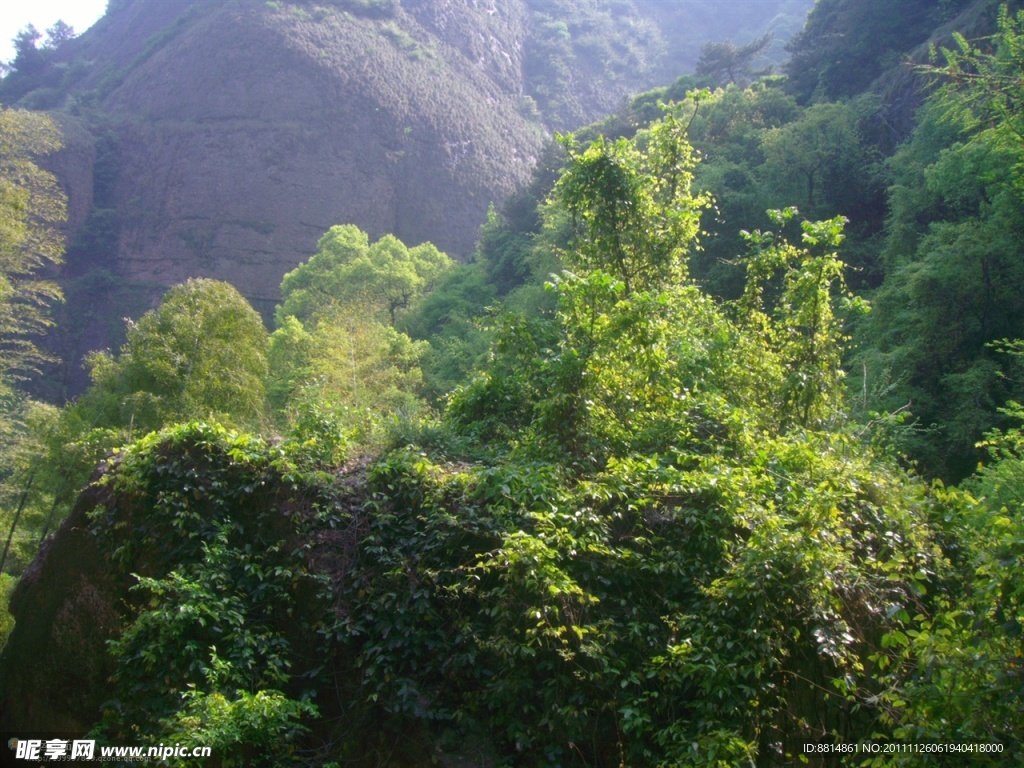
33 105 1017 765
4 2 1024 764
0 22 81 107
783 0 973 103
855 4 1024 479
695 33 774 88
433 1 1023 481
1 279 268 583
269 226 450 441
275 225 450 327
78 279 269 436
553 107 710 293
87 422 331 765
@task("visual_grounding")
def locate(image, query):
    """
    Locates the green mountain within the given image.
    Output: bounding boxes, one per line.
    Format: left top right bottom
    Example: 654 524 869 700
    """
1 0 810 388
10 1 1024 765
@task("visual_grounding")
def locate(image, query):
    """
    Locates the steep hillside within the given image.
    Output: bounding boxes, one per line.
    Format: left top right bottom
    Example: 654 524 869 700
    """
43 0 546 304
3 0 810 294
0 0 815 397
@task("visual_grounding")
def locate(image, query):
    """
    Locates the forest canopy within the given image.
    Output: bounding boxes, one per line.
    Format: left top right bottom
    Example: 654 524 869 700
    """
2 1 1024 765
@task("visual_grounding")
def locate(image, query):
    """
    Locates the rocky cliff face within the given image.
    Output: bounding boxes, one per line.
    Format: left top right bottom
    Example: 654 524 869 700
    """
31 0 813 298
62 0 545 304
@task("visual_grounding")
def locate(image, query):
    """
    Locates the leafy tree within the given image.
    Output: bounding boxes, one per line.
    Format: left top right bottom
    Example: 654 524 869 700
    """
737 208 867 431
856 7 1024 479
569 80 809 300
7 26 44 77
0 107 66 384
0 398 60 576
760 99 880 216
275 224 368 324
42 21 76 50
276 224 451 326
268 304 428 439
0 27 51 102
72 278 269 437
553 102 711 295
925 4 1024 176
0 108 65 580
695 33 773 87
270 226 443 441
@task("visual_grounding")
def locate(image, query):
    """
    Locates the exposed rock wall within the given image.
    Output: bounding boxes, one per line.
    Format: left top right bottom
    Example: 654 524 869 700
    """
80 1 544 303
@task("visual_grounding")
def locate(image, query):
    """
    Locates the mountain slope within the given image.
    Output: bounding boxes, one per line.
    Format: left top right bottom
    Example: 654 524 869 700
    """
53 0 547 304
0 0 813 396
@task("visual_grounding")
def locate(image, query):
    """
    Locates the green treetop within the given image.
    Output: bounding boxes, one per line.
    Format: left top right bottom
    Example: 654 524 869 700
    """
76 278 269 437
552 102 711 295
277 224 451 326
